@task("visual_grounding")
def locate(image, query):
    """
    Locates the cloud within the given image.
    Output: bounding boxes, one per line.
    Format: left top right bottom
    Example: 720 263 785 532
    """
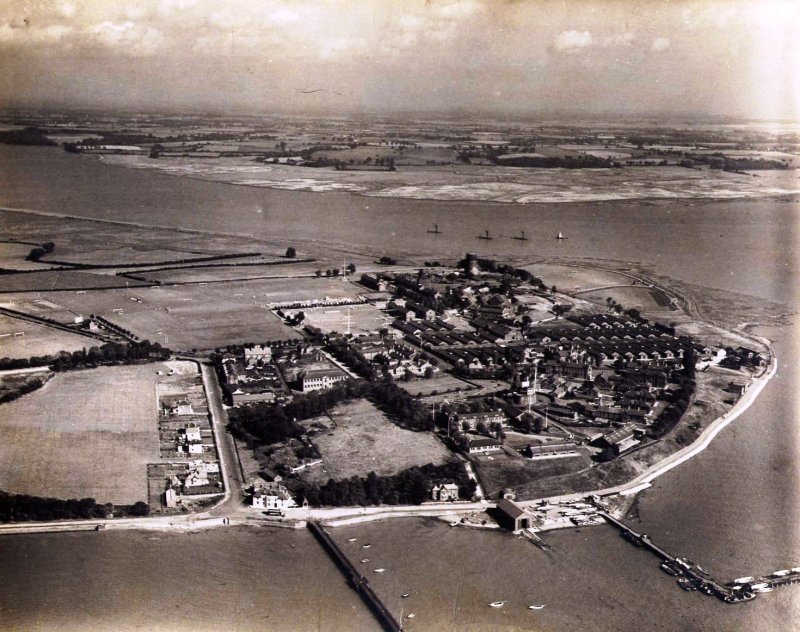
552 30 592 53
651 37 670 53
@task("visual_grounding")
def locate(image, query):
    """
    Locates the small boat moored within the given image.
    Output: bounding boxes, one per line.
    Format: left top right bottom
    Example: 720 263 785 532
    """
528 605 545 610
489 601 506 608
347 538 357 542
362 543 372 549
360 559 369 563
374 568 386 573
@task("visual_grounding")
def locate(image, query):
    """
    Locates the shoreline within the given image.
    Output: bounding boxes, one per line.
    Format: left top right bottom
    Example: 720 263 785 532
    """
95 152 800 207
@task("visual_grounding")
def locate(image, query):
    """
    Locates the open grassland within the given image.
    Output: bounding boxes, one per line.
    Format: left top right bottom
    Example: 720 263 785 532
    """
0 275 364 350
0 241 56 271
296 303 387 335
578 285 676 313
0 314 93 359
0 363 165 504
528 263 631 293
303 399 452 482
399 374 475 397
474 450 592 500
138 260 318 284
0 269 148 292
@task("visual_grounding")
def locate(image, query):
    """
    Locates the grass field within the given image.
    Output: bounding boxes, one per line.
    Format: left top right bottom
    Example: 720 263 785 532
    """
0 276 366 349
139 261 318 284
399 374 475 397
474 450 592 500
303 399 452 482
528 263 630 293
0 363 167 504
296 303 387 335
0 314 93 358
0 269 149 292
578 286 676 313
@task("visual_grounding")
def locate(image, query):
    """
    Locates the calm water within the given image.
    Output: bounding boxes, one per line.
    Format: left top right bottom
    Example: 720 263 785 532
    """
1 145 799 631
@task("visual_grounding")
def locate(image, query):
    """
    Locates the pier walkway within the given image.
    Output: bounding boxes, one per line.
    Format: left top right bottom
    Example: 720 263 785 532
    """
598 511 800 603
307 521 402 632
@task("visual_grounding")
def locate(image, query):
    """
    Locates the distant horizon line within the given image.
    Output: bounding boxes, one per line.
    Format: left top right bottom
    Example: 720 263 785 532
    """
1 103 798 127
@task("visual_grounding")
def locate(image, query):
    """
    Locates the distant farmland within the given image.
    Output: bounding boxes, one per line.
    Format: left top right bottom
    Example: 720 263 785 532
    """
0 364 164 504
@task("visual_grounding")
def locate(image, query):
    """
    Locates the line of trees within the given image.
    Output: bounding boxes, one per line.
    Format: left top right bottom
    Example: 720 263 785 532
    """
0 340 171 372
291 461 476 507
0 491 149 522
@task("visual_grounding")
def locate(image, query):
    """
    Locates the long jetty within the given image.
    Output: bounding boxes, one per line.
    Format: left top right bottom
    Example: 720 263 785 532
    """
598 511 800 603
307 521 402 632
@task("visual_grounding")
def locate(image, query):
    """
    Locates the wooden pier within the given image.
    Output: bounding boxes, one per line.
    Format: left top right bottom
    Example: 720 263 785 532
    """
598 511 800 603
308 521 402 632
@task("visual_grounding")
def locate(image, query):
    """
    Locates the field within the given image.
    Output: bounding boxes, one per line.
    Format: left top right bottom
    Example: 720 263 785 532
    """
0 313 93 358
139 260 318 284
0 269 148 292
295 303 387 335
0 208 290 264
0 276 366 350
578 285 676 313
302 399 452 482
0 363 167 504
474 450 592 500
399 374 475 397
527 263 631 293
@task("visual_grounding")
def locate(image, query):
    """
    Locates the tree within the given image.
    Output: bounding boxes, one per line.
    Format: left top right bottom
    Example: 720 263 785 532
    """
347 262 356 274
285 246 297 258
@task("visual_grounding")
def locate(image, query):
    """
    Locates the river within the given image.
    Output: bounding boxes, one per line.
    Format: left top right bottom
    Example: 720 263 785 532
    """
0 145 798 631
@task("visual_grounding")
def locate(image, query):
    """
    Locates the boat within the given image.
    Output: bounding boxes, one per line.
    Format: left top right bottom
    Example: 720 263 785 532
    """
512 230 528 241
791 567 800 574
556 231 567 240
488 601 506 608
374 568 386 573
347 538 357 542
401 592 411 598
772 569 790 577
362 543 372 548
449 520 460 527
725 591 756 603
733 576 755 584
528 605 546 610
477 229 493 240
360 559 369 564
750 582 769 589
754 587 773 593
427 223 442 234
660 562 681 577
407 613 416 619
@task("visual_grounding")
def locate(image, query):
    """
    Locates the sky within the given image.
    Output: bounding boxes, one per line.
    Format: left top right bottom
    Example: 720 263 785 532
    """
0 0 798 120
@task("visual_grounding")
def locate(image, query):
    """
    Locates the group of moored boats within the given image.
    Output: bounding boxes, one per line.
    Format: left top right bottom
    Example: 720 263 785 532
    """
427 223 566 241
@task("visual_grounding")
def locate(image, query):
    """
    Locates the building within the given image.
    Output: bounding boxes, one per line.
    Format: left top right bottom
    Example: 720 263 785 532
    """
164 487 177 508
458 411 507 431
431 483 460 502
251 480 297 515
468 437 503 454
162 396 194 416
360 273 389 292
300 368 348 392
591 424 641 456
244 345 272 367
496 498 532 531
525 443 580 460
